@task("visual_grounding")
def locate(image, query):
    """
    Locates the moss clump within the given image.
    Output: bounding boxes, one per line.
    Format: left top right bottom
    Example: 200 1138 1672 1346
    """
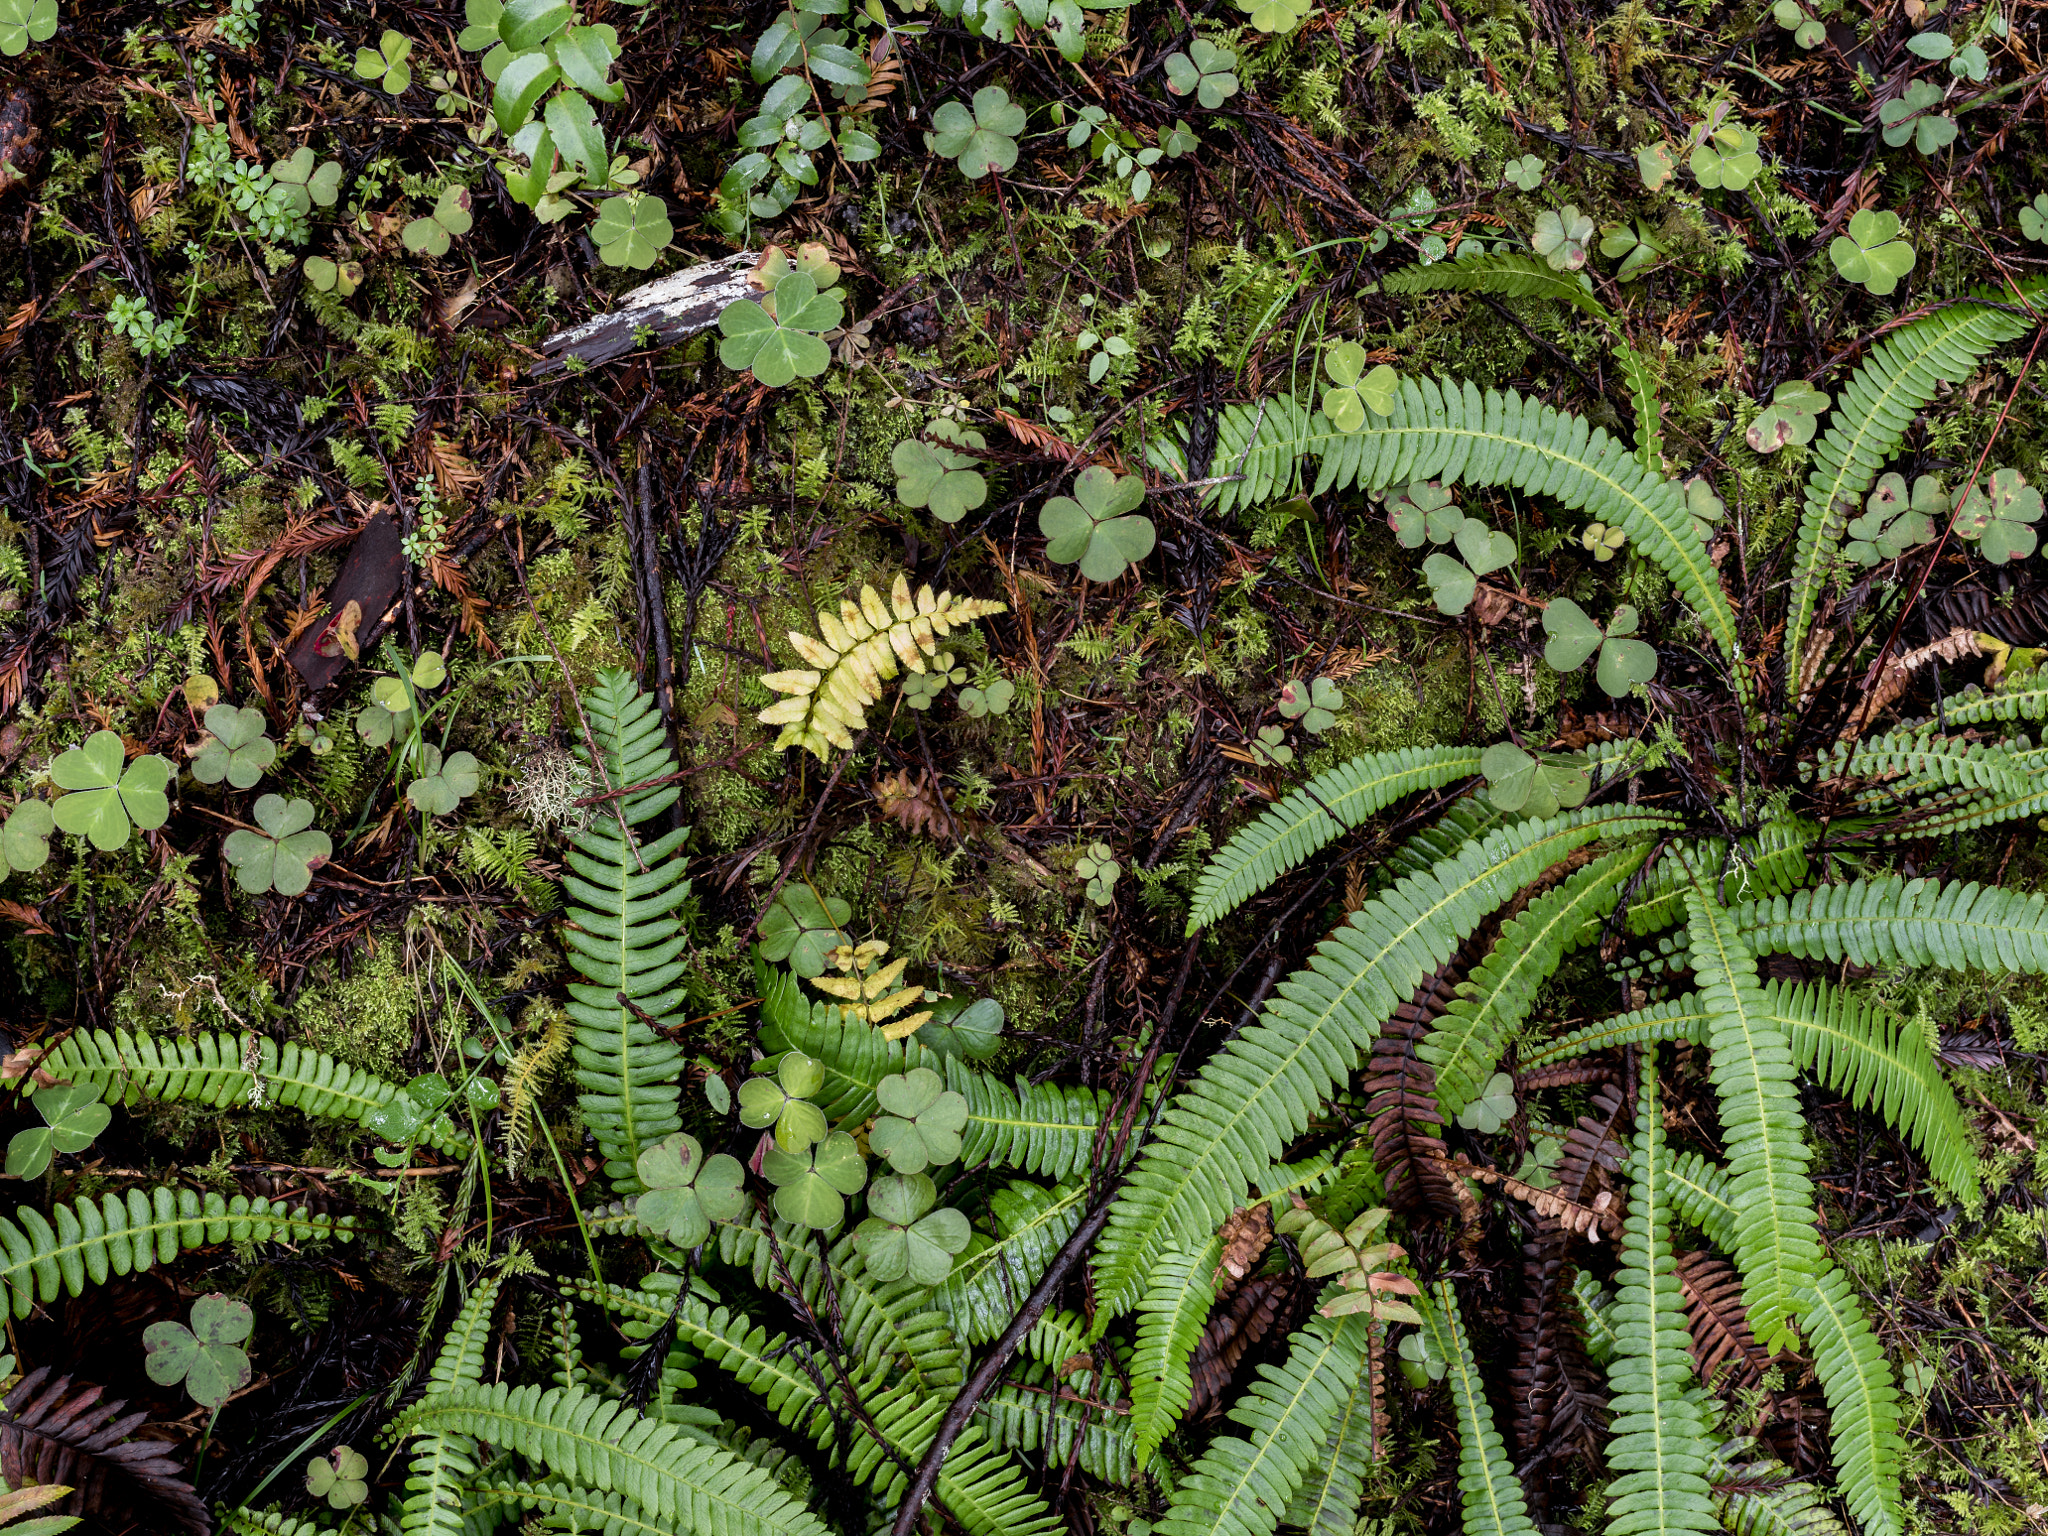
293 942 421 1078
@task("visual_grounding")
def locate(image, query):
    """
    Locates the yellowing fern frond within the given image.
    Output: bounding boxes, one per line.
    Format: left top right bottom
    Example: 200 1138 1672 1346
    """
760 575 1005 759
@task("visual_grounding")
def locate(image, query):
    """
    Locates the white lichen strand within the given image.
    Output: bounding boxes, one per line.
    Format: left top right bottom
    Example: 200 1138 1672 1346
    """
759 574 1006 759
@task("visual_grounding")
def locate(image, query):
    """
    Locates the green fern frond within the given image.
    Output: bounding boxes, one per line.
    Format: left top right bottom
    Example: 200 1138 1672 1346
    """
1813 727 2040 800
431 1275 504 1394
0 1187 351 1318
1601 822 1814 940
400 1275 504 1536
1204 395 1318 513
1381 252 1612 322
1282 1319 1383 1536
934 1181 1087 1345
1423 1281 1539 1536
1939 680 2048 727
1382 796 1507 881
1130 1239 1222 1467
1520 994 1712 1069
1615 338 1665 472
1707 1454 1848 1536
1094 805 1672 1316
1731 875 2048 974
562 669 690 1192
474 1480 670 1536
1683 886 1821 1356
841 1385 1064 1536
1421 847 1646 1118
1787 295 2037 686
1187 746 1485 933
1154 1313 1375 1536
392 1383 828 1536
39 1027 469 1155
1572 1270 1617 1364
1661 1152 1736 1247
1799 1261 1906 1536
1603 1052 1719 1536
1871 772 2048 838
979 1381 1136 1482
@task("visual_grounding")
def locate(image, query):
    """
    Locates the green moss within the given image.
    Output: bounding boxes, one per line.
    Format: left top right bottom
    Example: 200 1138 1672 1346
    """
293 943 421 1079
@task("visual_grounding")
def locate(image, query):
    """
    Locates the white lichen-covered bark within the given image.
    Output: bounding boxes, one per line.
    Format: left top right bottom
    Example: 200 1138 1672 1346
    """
535 250 758 374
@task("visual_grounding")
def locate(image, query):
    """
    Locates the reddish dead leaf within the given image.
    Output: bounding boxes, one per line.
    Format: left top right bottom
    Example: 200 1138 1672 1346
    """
1214 1201 1273 1284
0 900 53 937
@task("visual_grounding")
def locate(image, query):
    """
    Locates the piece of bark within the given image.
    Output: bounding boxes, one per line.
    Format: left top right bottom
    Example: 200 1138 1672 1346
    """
288 512 405 691
533 251 759 375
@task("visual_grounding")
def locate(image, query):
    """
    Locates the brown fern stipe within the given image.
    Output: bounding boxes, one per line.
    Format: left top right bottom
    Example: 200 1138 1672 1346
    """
1186 1275 1293 1421
1363 958 1462 1216
0 1368 209 1534
1674 1249 1769 1389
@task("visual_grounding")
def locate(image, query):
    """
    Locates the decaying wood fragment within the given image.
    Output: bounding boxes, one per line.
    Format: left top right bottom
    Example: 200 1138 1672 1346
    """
533 251 759 374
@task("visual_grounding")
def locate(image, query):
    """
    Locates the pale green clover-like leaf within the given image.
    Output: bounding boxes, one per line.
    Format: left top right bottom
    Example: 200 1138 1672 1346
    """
1953 467 2044 565
959 679 1015 718
1383 479 1454 549
457 0 503 49
1598 219 1667 281
1530 204 1594 272
1829 208 1916 296
144 1294 254 1410
1237 0 1312 35
760 1130 866 1229
893 420 988 523
1880 79 1957 154
1455 1072 1517 1133
1480 742 1589 820
739 1052 830 1152
305 1447 371 1510
1581 522 1627 561
1636 142 1675 192
1746 378 1830 454
5 1084 110 1180
1773 0 1825 47
592 191 673 270
223 794 331 896
1162 119 1201 159
1248 725 1293 768
1689 121 1763 190
410 652 447 690
1844 472 1945 565
1502 154 1544 191
925 86 1026 178
633 1132 747 1248
1039 466 1154 582
1453 515 1516 577
1950 42 1990 81
871 1066 968 1174
402 185 473 257
406 746 480 816
1164 39 1240 109
1421 552 1477 615
1074 841 1120 904
303 256 364 297
1595 604 1659 698
1683 476 1726 542
192 704 277 789
50 732 172 852
2021 194 2048 244
1 800 53 875
1542 597 1606 672
1320 342 1397 433
353 29 413 94
855 1173 972 1285
0 0 56 54
719 270 842 387
1398 1327 1447 1386
758 885 850 976
1278 676 1342 734
270 148 343 214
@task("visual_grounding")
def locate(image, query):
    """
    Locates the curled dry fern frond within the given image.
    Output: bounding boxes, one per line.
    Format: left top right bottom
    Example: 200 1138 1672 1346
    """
759 574 1006 760
0 1367 208 1534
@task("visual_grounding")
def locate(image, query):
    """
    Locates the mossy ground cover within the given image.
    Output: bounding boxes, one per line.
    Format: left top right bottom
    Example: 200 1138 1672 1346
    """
1 0 2047 1532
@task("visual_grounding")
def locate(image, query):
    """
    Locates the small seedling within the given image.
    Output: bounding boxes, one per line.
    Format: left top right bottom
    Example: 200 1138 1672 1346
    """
402 186 473 257
1952 467 2043 564
1531 205 1594 271
893 421 988 524
303 256 364 296
191 705 276 789
0 801 52 875
759 1130 866 1229
1581 523 1626 561
1164 39 1240 108
144 1294 254 1410
223 795 332 896
1844 473 1945 564
1746 379 1830 454
1248 725 1293 767
632 1132 746 1247
1830 209 1915 296
901 654 966 709
1542 599 1660 697
1075 841 1121 904
925 86 1026 178
958 678 1014 718
5 1084 110 1179
718 269 844 387
353 28 412 94
1076 328 1133 384
855 1173 971 1285
1456 1072 1518 1133
50 732 173 852
1502 154 1544 191
1772 0 1824 47
1278 677 1342 734
1320 341 1398 433
1039 467 1155 582
1598 219 1667 282
870 1067 969 1174
305 1447 370 1510
1688 116 1762 190
406 747 481 815
759 885 851 977
1879 79 1957 154
591 192 673 270
1480 741 1590 819
106 296 186 359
